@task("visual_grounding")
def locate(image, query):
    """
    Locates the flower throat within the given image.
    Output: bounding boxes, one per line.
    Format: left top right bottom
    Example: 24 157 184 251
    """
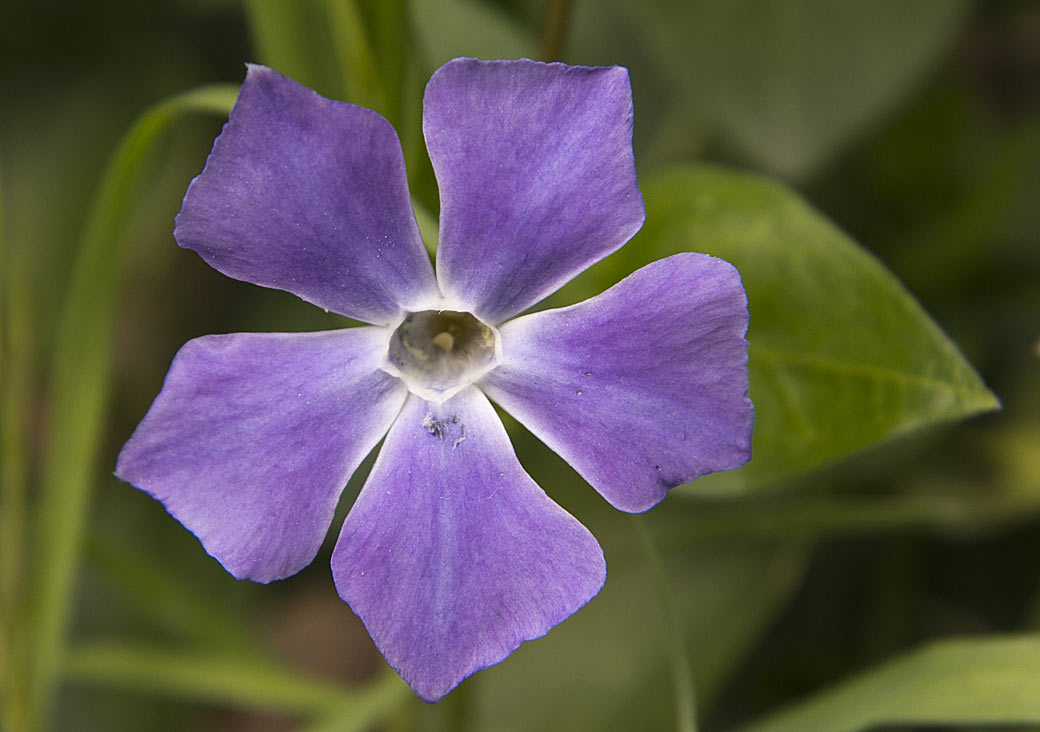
386 310 500 401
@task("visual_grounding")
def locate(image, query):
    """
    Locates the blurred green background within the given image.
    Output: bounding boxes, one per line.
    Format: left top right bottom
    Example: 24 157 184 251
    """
2 1 1039 731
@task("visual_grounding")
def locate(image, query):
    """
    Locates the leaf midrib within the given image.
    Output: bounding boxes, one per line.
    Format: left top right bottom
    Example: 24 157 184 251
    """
752 345 996 405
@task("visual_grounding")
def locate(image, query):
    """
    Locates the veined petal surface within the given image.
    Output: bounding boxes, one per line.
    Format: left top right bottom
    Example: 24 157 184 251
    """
332 388 605 702
424 58 645 324
175 65 438 325
481 254 753 512
116 328 407 583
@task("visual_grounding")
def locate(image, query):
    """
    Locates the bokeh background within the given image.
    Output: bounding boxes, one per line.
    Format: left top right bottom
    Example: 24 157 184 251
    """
2 1 1039 731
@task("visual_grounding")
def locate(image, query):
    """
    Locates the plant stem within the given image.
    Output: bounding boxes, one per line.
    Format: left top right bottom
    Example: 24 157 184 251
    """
0 146 31 732
539 0 572 61
634 514 698 732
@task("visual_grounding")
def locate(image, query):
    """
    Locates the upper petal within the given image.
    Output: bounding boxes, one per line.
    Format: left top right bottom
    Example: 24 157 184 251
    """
175 65 438 325
424 58 645 324
332 388 605 702
481 254 753 512
116 328 407 582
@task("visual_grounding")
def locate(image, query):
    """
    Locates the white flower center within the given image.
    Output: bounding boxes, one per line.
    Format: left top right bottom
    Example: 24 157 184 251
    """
382 310 501 403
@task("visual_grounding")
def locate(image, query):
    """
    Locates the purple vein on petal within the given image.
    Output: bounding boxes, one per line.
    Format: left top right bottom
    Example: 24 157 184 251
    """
481 253 754 513
424 58 645 324
332 387 606 702
175 64 438 325
116 327 408 583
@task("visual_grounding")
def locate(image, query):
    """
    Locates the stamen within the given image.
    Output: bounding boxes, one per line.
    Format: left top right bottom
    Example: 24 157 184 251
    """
384 310 501 402
432 332 455 352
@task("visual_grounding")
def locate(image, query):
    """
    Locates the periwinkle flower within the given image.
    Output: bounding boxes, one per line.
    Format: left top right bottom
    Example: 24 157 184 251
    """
116 58 753 701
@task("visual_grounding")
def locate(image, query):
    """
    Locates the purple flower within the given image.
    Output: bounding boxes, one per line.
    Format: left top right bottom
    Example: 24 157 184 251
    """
116 58 753 701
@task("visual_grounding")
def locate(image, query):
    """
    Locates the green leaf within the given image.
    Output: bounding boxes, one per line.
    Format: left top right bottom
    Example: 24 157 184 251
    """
560 165 1000 492
677 0 969 178
412 197 439 256
243 0 348 101
633 515 697 732
409 0 536 70
573 0 968 179
1 150 33 732
300 685 413 732
403 0 537 210
736 635 1040 732
650 490 1040 548
245 0 407 116
63 641 408 725
323 0 411 126
472 535 807 732
28 84 238 732
84 533 261 655
324 0 384 112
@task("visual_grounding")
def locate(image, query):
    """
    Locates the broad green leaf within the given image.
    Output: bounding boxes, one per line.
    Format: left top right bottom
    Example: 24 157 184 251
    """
573 0 968 179
560 165 999 492
409 0 536 70
63 641 408 726
736 635 1040 732
28 84 238 732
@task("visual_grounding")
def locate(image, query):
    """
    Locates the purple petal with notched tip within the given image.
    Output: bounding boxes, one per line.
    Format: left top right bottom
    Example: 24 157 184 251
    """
424 58 645 324
332 387 605 702
116 328 407 583
481 253 753 513
174 65 438 325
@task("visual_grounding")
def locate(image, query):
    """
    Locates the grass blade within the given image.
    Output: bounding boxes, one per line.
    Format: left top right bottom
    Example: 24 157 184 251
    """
27 84 238 732
736 635 1040 732
64 641 408 725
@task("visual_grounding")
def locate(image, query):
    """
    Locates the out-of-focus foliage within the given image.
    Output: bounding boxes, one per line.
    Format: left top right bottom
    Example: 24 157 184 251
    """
737 636 1040 732
572 0 970 179
27 85 239 732
412 0 536 67
581 166 998 492
472 539 807 732
2 0 1038 731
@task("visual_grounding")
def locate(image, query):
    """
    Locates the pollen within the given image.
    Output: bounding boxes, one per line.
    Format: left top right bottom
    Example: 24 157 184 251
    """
432 332 455 352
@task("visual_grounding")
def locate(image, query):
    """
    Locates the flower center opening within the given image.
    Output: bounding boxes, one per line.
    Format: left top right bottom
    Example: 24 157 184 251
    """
384 310 501 402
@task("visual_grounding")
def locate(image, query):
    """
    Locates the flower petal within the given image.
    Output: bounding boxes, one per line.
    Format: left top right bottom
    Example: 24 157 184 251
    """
332 387 605 702
481 254 753 512
175 65 438 325
424 58 645 323
116 328 407 583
